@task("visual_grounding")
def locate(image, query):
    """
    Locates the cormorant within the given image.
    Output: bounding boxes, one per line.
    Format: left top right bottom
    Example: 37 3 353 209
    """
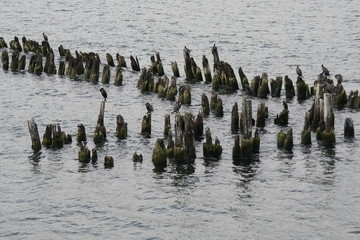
43 32 48 41
282 100 288 110
172 100 182 113
322 64 330 76
335 74 343 86
145 102 153 114
296 66 302 77
100 88 107 101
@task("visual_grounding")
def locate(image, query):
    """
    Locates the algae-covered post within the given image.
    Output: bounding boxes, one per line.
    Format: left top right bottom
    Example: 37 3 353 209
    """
114 65 123 86
76 123 86 143
27 118 41 152
203 127 222 159
238 67 249 89
284 75 295 99
201 93 210 116
116 114 127 139
101 64 111 84
184 112 196 161
106 53 115 67
164 114 171 136
193 110 204 140
152 139 167 168
93 99 107 144
116 53 127 68
241 98 252 139
104 156 114 168
141 113 151 138
270 76 282 98
202 55 212 83
301 112 312 145
256 101 268 128
1 50 9 70
231 102 239 134
78 141 91 163
171 61 180 78
211 43 220 67
344 118 354 138
10 50 19 72
178 84 191 105
130 55 140 71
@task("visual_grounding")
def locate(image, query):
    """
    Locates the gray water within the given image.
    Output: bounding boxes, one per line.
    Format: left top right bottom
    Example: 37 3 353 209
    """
1 0 360 239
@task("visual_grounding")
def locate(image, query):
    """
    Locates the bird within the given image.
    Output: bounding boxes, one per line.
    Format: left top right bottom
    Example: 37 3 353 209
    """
172 100 182 114
43 32 48 41
145 102 153 114
282 100 288 110
296 66 302 77
335 74 343 86
99 88 107 101
322 64 330 76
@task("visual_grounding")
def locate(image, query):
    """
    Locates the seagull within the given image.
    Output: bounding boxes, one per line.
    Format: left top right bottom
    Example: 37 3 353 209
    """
335 74 343 86
296 66 302 77
145 102 153 114
172 100 182 114
322 64 330 76
99 88 107 102
43 32 48 41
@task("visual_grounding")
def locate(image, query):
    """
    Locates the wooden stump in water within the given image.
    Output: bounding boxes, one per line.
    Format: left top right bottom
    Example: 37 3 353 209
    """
184 112 196 161
183 47 194 81
114 65 123 86
164 114 171 136
9 36 22 51
232 135 241 160
61 131 72 144
277 128 293 150
130 55 140 71
76 123 86 143
90 54 100 82
344 118 354 138
317 93 335 144
44 52 57 74
58 45 66 57
18 55 26 71
284 75 295 99
116 53 127 68
133 152 143 162
91 148 98 164
257 72 270 99
213 61 239 91
178 84 191 105
34 55 43 76
250 75 260 96
27 118 41 152
238 67 249 89
101 64 111 84
152 139 167 168
296 76 310 100
0 37 8 48
193 110 204 140
202 55 212 83
10 50 19 72
166 77 177 100
231 102 239 134
166 130 175 158
214 97 223 117
240 98 252 139
201 93 210 116
104 156 114 168
58 61 65 76
270 76 282 97
203 127 222 159
78 141 91 163
93 100 107 144
274 101 289 126
116 114 127 139
141 113 151 138
301 112 312 145
42 124 64 148
1 50 9 70
171 61 180 78
137 67 154 92
174 113 185 163
211 44 220 67
106 53 115 67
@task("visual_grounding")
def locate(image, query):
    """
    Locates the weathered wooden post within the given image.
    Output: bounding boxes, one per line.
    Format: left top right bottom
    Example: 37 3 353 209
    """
27 118 41 152
9 36 22 51
93 99 107 144
274 101 289 125
34 54 43 76
58 61 65 76
1 50 9 70
231 102 239 133
130 55 140 71
201 93 210 116
104 156 114 168
296 76 310 100
141 113 151 138
166 76 177 100
238 67 249 89
78 141 91 163
114 65 123 86
277 128 293 150
317 93 335 144
116 114 127 139
76 123 86 143
284 75 295 99
166 130 175 158
257 72 270 99
211 44 220 68
90 55 100 82
42 124 63 148
193 110 204 140
18 55 26 71
202 55 212 83
232 134 241 160
214 97 224 117
0 37 8 48
301 112 312 145
152 139 167 168
203 127 222 159
256 100 268 128
184 112 196 161
344 118 354 138
210 91 218 110
10 50 19 72
270 76 282 97
106 53 115 67
101 64 111 83
133 152 143 162
240 98 256 160
250 75 261 96
116 54 127 68
178 84 191 105
174 113 185 162
183 46 194 81
171 61 180 78
164 114 171 136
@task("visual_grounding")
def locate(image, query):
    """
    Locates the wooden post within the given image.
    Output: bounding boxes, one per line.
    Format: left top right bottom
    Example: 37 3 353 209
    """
76 123 86 143
201 93 210 116
344 118 354 138
104 156 114 168
1 50 9 70
231 102 239 133
257 72 270 99
193 110 204 140
202 55 212 83
256 101 267 128
164 114 171 136
27 118 41 152
203 127 222 159
106 53 115 67
152 139 167 168
78 141 91 163
130 55 140 71
10 50 19 72
301 112 312 145
171 61 180 78
101 64 111 84
93 99 107 143
270 76 282 97
116 114 127 139
114 65 123 86
141 113 151 138
184 112 196 161
284 75 295 99
242 98 252 139
116 54 127 68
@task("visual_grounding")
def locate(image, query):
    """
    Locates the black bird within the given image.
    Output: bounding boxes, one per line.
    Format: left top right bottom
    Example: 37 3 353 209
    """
145 102 153 114
99 88 107 101
172 100 182 114
296 66 302 77
335 74 343 86
43 32 48 41
283 100 288 110
322 64 330 76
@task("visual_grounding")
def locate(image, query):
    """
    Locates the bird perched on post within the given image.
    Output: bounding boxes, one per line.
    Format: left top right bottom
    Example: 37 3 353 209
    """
43 32 48 41
99 88 107 102
335 74 343 86
296 66 302 77
322 64 330 76
172 100 182 114
282 100 288 110
145 102 153 114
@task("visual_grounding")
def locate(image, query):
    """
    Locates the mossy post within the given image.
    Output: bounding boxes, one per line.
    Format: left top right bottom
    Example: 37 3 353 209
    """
193 110 204 140
101 64 111 84
0 37 8 48
203 127 222 159
156 52 164 76
152 139 167 168
141 113 151 138
133 152 143 162
284 75 295 99
257 72 270 99
284 128 293 151
344 118 354 138
104 156 114 168
18 55 26 71
210 91 218 110
116 54 127 68
27 118 41 152
61 131 72 144
10 50 19 72
116 114 127 139
166 77 177 100
231 102 239 134
90 55 100 83
274 101 289 126
91 148 98 164
106 53 115 67
93 99 107 144
130 55 140 71
238 67 249 89
2 50 9 70
321 93 335 144
164 114 171 136
301 112 312 145
202 55 212 83
296 76 310 100
184 112 196 161
214 97 224 117
311 83 322 130
270 76 282 97
201 93 210 116
76 123 86 143
277 131 286 149
166 130 175 158
171 61 180 78
42 124 63 148
256 101 268 128
178 84 191 105
232 134 241 160
78 141 91 163
183 46 194 81
114 65 123 86
241 98 252 139
58 61 65 76
44 52 56 74
346 90 358 109
174 113 185 163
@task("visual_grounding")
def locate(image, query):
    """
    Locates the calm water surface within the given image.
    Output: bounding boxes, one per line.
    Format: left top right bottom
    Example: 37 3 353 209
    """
1 0 360 239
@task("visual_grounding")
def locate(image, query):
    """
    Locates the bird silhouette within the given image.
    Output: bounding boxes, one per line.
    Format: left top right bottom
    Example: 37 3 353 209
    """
43 32 48 41
335 74 343 86
99 88 107 102
322 64 330 76
145 102 153 114
296 66 302 77
172 100 182 114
